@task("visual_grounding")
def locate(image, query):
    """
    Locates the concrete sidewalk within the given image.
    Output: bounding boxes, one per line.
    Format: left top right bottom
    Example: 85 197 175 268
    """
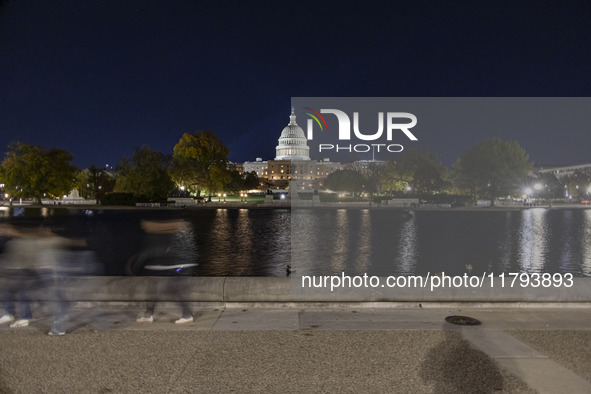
1 306 590 393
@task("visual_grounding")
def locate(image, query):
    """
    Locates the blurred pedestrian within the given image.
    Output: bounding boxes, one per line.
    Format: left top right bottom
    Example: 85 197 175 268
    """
127 219 197 324
0 223 48 329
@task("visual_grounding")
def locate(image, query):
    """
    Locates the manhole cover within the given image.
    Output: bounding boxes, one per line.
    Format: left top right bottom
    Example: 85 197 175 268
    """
445 315 481 326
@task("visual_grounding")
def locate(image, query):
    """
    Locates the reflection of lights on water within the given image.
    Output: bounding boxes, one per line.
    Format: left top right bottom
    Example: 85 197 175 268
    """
41 207 48 217
397 212 417 275
355 209 371 272
84 210 94 217
519 208 548 272
581 210 591 276
330 210 349 272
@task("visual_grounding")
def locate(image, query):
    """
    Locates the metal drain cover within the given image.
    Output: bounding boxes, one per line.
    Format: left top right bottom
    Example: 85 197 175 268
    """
445 315 482 326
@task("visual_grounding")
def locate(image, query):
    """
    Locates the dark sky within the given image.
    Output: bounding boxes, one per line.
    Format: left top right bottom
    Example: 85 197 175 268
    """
1 0 590 168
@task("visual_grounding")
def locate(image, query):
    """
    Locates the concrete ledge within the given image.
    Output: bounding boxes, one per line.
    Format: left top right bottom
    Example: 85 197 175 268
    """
224 277 293 302
10 276 591 304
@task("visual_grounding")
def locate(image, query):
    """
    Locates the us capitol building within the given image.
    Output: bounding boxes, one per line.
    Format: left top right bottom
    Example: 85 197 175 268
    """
243 107 343 190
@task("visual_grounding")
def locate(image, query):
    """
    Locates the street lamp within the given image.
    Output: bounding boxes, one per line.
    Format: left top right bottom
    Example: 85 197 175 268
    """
218 193 221 202
223 193 227 202
523 187 533 206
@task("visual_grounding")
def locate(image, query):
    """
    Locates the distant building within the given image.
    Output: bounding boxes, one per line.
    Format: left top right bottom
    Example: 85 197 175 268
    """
532 163 591 178
243 158 268 178
349 160 387 174
232 162 244 174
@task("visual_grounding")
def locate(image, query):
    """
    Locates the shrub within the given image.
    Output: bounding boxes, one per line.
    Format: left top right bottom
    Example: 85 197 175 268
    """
101 192 136 206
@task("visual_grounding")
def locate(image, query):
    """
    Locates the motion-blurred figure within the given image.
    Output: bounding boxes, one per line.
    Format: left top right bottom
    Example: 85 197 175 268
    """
0 222 102 335
127 219 197 324
0 224 59 330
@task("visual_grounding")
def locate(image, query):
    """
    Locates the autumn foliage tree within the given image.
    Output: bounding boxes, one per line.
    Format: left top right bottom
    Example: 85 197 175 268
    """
0 142 77 204
170 131 231 199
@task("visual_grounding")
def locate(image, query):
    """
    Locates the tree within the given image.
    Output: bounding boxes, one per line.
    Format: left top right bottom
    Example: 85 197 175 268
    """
452 138 533 205
223 167 244 194
398 150 447 197
170 131 231 199
114 146 175 202
378 150 447 197
564 170 591 200
243 171 260 190
379 161 409 193
0 142 77 204
76 165 115 202
223 167 261 194
363 163 388 196
325 169 366 195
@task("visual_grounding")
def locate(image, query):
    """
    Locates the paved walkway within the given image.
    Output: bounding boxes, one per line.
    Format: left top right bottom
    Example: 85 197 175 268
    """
1 305 590 393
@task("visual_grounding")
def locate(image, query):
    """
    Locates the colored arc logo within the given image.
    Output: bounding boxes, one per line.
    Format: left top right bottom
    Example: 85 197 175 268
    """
304 107 328 131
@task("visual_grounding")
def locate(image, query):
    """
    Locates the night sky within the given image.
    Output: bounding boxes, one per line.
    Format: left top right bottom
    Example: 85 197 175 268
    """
1 0 590 168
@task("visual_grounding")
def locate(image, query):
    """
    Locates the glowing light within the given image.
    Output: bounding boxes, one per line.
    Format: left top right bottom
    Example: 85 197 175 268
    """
534 183 542 190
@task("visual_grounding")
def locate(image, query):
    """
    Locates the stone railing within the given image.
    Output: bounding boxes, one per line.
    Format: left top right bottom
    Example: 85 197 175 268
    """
14 276 591 304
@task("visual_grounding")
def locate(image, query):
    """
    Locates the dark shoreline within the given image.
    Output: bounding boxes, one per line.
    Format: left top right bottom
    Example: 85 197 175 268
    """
2 203 591 211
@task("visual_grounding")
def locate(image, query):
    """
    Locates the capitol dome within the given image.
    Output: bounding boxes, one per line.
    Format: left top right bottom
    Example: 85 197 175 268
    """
275 107 310 160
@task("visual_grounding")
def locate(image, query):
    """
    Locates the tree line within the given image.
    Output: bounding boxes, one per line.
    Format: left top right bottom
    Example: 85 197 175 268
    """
326 138 591 205
1 135 589 205
0 131 259 204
